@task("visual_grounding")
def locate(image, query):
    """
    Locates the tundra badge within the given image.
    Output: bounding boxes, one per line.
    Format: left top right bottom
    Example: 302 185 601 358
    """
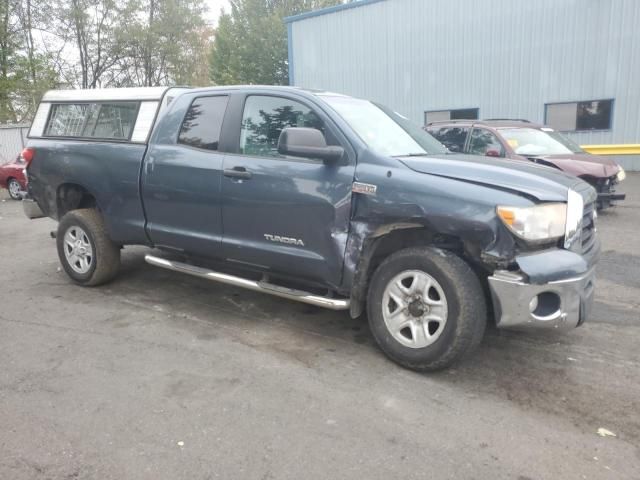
264 234 305 246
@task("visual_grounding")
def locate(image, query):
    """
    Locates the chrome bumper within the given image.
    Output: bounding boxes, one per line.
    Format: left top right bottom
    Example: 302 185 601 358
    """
488 267 596 330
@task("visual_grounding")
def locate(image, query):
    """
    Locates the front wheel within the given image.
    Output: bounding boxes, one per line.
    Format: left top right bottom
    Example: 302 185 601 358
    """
57 209 121 286
367 247 486 371
7 178 22 200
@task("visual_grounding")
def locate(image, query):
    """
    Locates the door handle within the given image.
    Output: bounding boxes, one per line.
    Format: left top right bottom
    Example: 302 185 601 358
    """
223 166 252 180
145 155 155 174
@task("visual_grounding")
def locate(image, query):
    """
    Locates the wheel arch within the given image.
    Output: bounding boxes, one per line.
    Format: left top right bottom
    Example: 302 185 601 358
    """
347 223 469 318
56 182 100 219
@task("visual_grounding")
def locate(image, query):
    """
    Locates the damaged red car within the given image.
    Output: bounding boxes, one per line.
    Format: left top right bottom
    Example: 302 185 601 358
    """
426 120 626 209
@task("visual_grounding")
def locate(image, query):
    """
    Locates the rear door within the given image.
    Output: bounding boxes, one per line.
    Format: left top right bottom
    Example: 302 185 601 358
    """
220 93 355 287
142 94 229 257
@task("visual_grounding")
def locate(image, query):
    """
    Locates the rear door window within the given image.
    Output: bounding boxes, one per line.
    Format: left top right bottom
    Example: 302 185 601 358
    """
428 126 469 153
178 95 229 151
468 128 505 157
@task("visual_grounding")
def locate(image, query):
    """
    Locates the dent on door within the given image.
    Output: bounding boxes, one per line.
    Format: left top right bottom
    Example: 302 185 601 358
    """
221 158 354 287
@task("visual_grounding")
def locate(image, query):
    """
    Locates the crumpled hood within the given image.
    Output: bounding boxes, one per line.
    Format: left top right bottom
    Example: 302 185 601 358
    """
400 154 581 202
534 153 620 178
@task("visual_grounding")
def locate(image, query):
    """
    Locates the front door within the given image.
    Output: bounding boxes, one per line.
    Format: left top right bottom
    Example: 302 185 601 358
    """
142 94 229 257
467 127 506 157
220 94 355 287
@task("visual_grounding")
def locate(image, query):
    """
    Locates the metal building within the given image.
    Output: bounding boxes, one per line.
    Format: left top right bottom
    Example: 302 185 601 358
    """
286 0 640 170
0 125 29 165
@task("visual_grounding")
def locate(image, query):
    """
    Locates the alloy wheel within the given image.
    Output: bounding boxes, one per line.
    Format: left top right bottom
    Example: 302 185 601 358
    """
381 270 448 348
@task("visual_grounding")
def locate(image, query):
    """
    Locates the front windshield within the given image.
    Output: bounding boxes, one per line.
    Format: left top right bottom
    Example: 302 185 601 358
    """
499 127 585 156
321 95 447 157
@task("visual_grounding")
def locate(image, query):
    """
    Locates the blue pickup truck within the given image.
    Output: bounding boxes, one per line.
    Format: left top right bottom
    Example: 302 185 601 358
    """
22 86 599 371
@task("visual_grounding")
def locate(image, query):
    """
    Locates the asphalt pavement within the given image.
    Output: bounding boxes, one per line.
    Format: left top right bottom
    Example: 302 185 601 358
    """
1 175 639 479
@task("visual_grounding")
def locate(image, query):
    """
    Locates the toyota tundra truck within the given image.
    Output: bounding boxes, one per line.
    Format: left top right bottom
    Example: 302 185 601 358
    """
22 86 599 371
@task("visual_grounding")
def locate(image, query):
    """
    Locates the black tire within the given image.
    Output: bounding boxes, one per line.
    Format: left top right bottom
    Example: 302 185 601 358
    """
7 178 21 200
56 209 120 286
366 246 486 372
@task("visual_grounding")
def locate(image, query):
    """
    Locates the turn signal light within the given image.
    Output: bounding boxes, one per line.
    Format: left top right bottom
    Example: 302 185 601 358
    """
496 207 516 226
21 147 35 165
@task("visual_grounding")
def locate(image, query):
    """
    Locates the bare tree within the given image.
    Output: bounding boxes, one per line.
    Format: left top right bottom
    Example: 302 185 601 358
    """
59 0 125 88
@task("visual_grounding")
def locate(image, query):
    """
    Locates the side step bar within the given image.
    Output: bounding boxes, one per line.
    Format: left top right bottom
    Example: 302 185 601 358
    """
144 255 350 311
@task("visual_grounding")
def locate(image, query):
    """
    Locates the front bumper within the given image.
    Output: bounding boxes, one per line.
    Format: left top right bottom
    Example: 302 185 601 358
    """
591 176 625 207
488 250 597 330
598 191 626 202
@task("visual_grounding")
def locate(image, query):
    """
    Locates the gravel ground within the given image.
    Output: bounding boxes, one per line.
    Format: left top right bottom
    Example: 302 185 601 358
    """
0 175 639 480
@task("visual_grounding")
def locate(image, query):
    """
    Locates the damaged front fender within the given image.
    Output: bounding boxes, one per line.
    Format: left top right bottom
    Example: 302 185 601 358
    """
342 161 532 317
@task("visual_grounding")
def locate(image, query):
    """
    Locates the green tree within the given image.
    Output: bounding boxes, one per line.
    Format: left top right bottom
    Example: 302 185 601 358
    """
209 0 342 86
0 0 59 123
0 0 20 123
114 0 211 87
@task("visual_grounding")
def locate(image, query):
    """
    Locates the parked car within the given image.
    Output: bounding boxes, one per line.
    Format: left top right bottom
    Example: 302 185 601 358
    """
23 86 599 371
0 154 27 200
426 119 626 209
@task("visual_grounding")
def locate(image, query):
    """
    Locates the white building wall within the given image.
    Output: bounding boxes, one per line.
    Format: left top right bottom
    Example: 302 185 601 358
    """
0 125 29 165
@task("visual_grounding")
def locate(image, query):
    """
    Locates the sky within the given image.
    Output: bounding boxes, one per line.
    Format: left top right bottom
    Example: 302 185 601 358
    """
204 0 231 26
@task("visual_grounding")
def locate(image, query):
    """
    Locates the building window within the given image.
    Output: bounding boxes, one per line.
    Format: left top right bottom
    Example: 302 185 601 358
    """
425 108 478 125
178 96 229 151
545 100 613 131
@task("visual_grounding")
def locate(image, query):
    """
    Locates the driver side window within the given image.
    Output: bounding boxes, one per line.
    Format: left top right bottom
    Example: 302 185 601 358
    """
468 128 504 157
240 95 324 157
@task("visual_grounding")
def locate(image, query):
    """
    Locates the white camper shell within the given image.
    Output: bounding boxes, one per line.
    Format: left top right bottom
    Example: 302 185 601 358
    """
29 87 190 144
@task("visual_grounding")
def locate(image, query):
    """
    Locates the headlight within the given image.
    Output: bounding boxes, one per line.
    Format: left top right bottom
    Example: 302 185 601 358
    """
617 166 626 182
497 203 567 242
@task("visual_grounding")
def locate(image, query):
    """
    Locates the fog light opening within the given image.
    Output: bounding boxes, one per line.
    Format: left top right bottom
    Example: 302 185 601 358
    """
530 292 562 320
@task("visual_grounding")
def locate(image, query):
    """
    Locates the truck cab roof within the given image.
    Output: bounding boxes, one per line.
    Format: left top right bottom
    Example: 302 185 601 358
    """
426 119 546 129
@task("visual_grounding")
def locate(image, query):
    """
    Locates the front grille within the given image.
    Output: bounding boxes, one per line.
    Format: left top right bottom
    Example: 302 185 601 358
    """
581 201 597 255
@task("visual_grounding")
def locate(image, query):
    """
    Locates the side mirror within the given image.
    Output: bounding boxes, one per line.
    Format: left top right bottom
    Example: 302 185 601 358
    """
486 149 501 157
278 127 344 163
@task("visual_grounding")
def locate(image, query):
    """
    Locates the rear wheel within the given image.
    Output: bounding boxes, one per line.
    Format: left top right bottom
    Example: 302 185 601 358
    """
367 247 486 371
57 209 120 286
7 178 21 200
